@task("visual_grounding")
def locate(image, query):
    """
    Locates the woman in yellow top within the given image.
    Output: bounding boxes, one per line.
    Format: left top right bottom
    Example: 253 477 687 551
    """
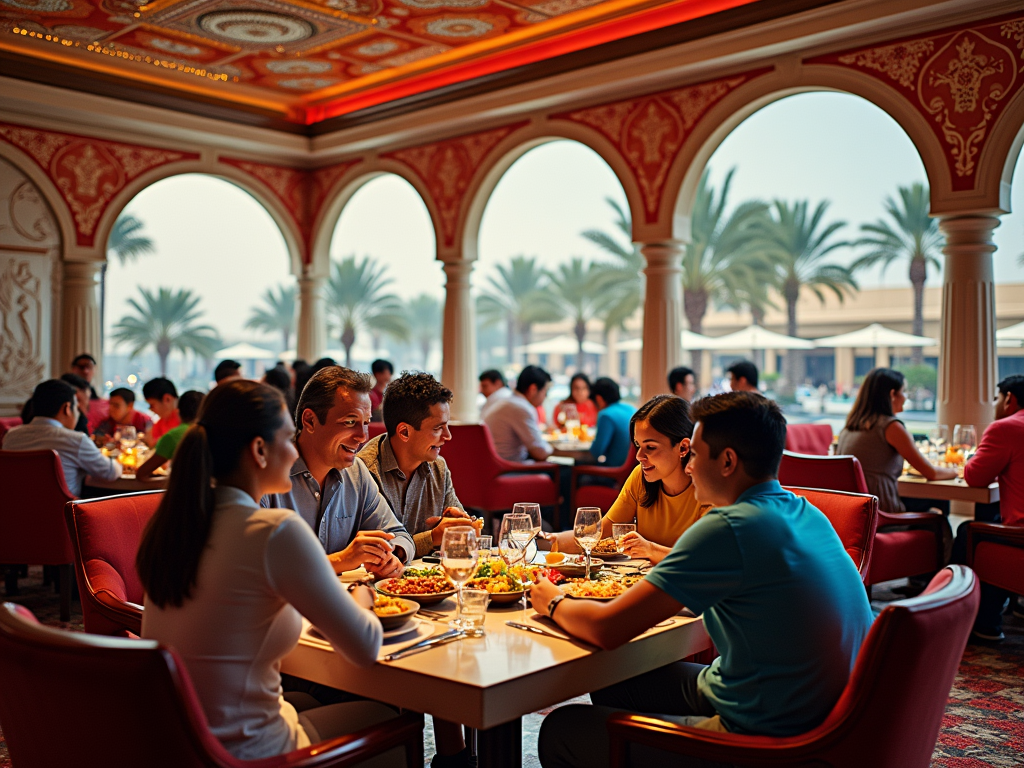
546 395 710 564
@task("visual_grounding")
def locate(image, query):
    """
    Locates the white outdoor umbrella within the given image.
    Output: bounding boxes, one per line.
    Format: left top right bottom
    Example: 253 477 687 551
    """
996 321 1024 348
615 330 713 352
813 323 936 348
700 325 814 350
215 342 276 359
519 335 606 355
277 348 348 361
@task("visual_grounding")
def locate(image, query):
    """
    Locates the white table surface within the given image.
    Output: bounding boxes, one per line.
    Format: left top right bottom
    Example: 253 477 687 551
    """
897 475 999 504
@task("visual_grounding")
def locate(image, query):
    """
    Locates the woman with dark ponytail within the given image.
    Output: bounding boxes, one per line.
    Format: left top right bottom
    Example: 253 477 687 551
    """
138 380 398 762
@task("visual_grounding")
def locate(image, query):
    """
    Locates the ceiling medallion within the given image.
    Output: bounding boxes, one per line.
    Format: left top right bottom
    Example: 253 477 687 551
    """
0 0 73 10
197 10 314 45
423 17 492 37
265 58 332 73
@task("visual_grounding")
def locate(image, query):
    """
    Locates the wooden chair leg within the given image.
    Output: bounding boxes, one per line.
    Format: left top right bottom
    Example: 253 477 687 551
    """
59 563 72 622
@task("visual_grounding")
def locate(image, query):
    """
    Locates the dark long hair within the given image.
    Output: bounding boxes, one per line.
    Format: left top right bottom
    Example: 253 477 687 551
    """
630 395 694 508
136 380 287 608
844 367 905 432
560 373 591 405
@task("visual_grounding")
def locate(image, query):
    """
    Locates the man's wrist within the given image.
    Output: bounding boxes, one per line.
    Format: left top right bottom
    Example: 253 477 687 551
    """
547 593 566 619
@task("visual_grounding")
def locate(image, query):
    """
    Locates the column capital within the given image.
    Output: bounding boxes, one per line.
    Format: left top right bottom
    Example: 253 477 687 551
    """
937 215 1000 247
441 259 474 282
62 260 105 280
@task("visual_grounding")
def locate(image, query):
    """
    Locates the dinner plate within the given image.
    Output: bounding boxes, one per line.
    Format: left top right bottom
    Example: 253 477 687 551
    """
376 582 457 606
561 584 624 600
486 589 526 606
551 557 605 578
590 550 629 561
382 617 426 639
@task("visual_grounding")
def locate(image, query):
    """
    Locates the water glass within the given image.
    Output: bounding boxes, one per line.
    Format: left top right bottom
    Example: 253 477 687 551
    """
119 426 137 451
928 424 948 453
498 514 531 567
441 526 479 631
459 589 490 637
512 502 542 560
574 507 602 580
477 535 493 555
612 523 636 554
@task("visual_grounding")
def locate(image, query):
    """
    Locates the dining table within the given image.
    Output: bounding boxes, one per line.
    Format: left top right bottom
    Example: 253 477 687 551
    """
281 559 711 768
897 475 999 505
84 472 168 494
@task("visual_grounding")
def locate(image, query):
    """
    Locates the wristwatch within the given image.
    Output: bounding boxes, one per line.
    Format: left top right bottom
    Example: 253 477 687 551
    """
547 593 566 619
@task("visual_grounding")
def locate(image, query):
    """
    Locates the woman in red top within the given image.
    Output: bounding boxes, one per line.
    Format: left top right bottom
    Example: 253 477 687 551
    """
552 373 598 429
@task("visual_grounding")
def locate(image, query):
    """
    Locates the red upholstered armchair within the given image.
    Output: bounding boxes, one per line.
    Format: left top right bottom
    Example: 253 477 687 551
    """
444 424 561 527
0 449 76 621
785 423 834 455
65 490 163 637
783 487 877 581
0 416 23 444
0 602 425 768
607 566 978 768
571 453 638 514
967 522 1024 595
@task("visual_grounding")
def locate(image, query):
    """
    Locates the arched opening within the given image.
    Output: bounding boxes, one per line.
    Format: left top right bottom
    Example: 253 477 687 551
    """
681 91 933 424
475 138 633 418
326 173 439 372
993 143 1024 380
104 174 292 390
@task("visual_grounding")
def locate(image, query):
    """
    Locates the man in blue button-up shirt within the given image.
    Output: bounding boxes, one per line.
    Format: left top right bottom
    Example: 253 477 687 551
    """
262 367 413 578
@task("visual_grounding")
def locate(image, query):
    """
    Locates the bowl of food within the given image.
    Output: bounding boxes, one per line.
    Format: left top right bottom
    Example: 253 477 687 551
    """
551 555 605 578
376 569 457 605
372 594 420 630
562 579 628 600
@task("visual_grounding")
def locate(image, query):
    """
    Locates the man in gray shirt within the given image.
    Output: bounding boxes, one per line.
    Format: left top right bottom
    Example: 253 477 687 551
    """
483 365 554 462
262 366 412 578
358 372 479 559
4 379 121 496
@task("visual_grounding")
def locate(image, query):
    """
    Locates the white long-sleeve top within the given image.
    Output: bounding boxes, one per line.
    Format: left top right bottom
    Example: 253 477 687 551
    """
142 485 382 760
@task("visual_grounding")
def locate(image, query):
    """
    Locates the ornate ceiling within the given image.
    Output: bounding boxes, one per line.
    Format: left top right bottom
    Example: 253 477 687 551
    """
0 0 763 127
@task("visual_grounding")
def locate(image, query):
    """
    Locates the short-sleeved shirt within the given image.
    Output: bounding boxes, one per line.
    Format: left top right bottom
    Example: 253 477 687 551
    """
357 434 464 557
483 392 552 462
836 417 904 512
2 416 121 495
154 423 190 460
151 410 181 442
92 411 152 439
646 480 874 737
589 401 635 466
606 466 711 547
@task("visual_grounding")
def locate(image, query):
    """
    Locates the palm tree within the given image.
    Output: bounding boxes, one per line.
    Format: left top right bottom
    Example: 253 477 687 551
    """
103 214 155 343
851 183 942 364
245 284 296 351
111 287 220 376
682 168 771 380
406 294 442 369
324 256 409 368
585 198 643 332
548 258 604 370
754 199 856 390
476 256 561 364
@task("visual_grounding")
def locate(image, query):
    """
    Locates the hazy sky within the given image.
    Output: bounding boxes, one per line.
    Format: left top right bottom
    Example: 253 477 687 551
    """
107 92 1024 348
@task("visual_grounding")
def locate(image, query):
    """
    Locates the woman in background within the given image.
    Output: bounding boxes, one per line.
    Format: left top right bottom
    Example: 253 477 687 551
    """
551 373 598 429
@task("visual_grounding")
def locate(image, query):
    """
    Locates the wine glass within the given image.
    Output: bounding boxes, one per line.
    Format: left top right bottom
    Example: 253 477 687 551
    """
953 423 977 465
563 404 580 444
441 526 479 631
119 425 137 452
928 424 948 454
574 507 602 580
512 502 542 562
498 513 531 568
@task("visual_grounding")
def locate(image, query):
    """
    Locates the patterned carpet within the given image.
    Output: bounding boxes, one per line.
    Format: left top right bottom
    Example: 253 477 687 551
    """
1 568 1022 767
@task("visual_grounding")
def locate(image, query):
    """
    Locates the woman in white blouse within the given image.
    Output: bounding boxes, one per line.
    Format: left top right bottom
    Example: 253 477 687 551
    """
138 380 399 764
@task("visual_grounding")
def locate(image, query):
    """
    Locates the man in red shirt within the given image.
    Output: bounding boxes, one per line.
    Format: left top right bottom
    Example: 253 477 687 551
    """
143 377 181 444
92 387 152 440
958 374 1024 641
369 359 392 423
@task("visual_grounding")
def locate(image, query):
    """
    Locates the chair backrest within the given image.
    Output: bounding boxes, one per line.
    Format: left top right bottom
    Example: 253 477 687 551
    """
778 451 870 495
0 416 23 444
785 423 833 455
66 491 164 636
0 601 238 768
0 449 76 564
804 566 978 768
366 422 387 440
783 486 877 580
445 424 509 507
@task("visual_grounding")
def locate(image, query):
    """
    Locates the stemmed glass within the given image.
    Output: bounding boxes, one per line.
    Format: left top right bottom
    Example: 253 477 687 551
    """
928 424 948 454
574 507 602 580
563 404 580 444
498 513 531 568
119 426 137 452
441 526 479 631
512 502 542 562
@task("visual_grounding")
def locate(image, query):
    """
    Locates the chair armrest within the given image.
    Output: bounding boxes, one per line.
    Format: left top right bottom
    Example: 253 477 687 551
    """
496 460 560 484
967 522 1024 567
876 510 946 529
93 591 143 635
273 712 423 768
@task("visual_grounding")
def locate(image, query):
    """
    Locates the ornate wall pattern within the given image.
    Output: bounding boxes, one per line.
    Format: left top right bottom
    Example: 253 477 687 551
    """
552 68 771 223
809 13 1024 191
0 123 199 246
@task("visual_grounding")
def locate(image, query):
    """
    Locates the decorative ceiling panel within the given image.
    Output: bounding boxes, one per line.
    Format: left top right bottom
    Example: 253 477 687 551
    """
0 0 763 124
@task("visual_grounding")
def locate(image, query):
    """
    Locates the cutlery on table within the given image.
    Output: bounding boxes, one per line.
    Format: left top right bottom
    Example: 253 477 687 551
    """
505 621 571 641
383 629 464 662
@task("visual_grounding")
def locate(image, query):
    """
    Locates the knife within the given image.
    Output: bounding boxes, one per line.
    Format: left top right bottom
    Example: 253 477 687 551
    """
505 621 570 641
383 629 464 662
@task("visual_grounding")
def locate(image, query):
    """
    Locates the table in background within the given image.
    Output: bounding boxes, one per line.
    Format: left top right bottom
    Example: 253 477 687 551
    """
84 473 168 495
898 476 999 505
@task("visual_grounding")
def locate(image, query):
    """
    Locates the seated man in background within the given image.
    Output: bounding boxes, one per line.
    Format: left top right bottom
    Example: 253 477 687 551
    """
21 373 91 435
143 377 180 444
214 359 242 384
957 374 1024 641
4 379 121 496
533 392 874 768
484 365 553 462
668 366 697 402
726 359 759 393
69 353 108 432
92 387 152 440
262 366 413 578
588 377 635 467
479 369 512 420
369 358 393 422
136 390 204 480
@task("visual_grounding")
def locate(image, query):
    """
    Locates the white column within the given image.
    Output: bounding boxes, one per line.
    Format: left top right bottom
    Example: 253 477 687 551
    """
764 348 778 375
639 241 683 403
834 347 854 395
937 215 999 435
441 258 478 423
296 273 326 362
61 260 103 381
874 346 889 369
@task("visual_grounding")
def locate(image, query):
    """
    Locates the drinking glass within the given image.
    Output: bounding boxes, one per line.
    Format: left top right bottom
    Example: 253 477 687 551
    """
477 535 493 556
498 514 531 568
119 426 137 452
574 507 602 580
612 523 636 554
563 404 580 444
441 526 479 631
512 502 542 562
928 424 948 453
953 424 977 459
459 589 490 637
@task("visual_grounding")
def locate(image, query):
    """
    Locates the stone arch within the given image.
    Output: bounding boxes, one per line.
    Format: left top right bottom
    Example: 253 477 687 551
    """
981 86 1024 216
0 141 76 255
667 65 952 240
458 120 644 260
309 159 441 280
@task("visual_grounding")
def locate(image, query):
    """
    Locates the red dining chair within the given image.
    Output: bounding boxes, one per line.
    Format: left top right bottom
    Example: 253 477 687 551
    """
785 423 834 455
0 416 23 445
65 490 163 637
778 452 946 587
967 522 1024 595
366 422 387 441
571 453 639 514
444 424 561 527
607 565 979 768
0 602 425 768
0 449 76 621
783 486 877 582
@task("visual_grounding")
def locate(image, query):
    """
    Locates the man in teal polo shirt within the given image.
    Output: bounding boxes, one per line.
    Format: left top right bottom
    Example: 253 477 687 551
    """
532 392 874 767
